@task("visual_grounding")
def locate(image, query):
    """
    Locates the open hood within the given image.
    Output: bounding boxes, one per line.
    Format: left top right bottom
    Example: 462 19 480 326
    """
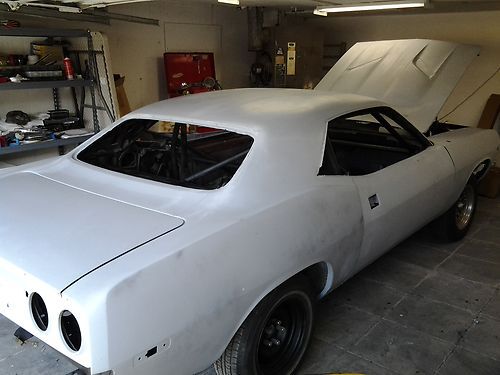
315 39 480 133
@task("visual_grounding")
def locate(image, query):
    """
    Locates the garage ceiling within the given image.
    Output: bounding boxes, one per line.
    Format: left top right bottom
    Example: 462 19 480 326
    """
211 0 500 12
211 0 500 6
0 0 499 18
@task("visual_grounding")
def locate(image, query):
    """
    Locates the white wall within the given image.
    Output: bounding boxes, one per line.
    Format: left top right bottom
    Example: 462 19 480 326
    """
308 10 500 128
102 1 252 109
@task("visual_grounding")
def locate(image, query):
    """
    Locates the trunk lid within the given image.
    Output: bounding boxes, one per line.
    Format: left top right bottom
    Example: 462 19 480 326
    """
315 39 479 133
0 172 184 291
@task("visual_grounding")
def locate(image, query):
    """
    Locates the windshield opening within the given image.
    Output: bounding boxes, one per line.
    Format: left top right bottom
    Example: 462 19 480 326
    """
77 119 254 190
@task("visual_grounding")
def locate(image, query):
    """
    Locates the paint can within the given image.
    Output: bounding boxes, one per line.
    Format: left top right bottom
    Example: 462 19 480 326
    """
63 57 74 80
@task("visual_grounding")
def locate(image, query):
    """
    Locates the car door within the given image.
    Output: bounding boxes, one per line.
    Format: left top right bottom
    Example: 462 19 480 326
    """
324 107 456 267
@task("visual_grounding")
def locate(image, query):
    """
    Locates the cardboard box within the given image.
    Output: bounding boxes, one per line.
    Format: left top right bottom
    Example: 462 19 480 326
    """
478 166 500 198
478 94 500 130
31 43 64 65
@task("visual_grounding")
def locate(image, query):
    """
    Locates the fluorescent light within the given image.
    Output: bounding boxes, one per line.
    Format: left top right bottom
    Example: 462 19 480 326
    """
218 0 239 5
313 9 328 16
317 1 425 13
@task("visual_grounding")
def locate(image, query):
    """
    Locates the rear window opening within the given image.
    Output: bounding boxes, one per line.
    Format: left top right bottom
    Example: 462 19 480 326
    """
77 120 254 190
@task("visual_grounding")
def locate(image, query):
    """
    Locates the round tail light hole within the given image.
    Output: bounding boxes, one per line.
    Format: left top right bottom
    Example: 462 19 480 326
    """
60 310 81 351
30 293 48 331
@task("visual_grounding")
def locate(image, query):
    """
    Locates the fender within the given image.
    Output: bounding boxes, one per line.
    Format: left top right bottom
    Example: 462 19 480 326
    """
431 127 499 195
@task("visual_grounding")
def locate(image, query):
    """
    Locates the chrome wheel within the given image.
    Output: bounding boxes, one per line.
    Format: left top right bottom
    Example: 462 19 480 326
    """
455 184 475 231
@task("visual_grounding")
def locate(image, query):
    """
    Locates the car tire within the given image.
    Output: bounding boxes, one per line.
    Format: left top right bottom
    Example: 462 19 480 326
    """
433 179 478 242
214 275 315 375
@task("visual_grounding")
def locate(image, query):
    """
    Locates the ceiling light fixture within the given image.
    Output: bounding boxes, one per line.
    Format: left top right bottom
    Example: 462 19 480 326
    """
313 9 328 16
218 0 239 5
317 0 425 13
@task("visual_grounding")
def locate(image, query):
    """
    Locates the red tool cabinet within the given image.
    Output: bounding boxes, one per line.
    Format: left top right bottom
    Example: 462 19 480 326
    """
164 52 216 98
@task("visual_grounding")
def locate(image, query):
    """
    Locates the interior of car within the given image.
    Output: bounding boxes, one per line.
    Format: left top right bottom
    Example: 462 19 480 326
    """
319 107 430 176
77 119 254 190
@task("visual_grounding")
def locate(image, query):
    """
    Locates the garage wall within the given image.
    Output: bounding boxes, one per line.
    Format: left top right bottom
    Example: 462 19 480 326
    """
272 23 325 89
101 1 252 109
307 10 500 129
1 1 252 166
8 1 252 110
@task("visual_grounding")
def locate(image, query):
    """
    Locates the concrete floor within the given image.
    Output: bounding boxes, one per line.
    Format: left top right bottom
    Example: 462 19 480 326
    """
296 196 500 375
1 197 499 375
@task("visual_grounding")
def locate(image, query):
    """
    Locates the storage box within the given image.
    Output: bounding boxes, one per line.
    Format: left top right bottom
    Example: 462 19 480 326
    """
478 166 500 198
31 43 64 65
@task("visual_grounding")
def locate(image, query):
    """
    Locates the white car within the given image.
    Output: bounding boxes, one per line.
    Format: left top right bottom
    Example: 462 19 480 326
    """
0 39 498 375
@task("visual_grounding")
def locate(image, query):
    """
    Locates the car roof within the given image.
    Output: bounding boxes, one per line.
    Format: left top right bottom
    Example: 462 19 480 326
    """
127 88 385 135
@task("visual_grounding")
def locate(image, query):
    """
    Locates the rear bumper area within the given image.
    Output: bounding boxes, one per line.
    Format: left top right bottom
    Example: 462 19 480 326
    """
0 259 92 372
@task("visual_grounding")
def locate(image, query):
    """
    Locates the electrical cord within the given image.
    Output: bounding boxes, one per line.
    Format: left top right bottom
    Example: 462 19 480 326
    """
438 64 500 121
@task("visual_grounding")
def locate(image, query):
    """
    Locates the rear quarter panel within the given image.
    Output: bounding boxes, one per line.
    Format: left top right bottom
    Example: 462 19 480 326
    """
63 180 363 375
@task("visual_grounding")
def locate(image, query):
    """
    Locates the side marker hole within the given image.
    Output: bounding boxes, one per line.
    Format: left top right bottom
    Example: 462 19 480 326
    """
146 346 158 358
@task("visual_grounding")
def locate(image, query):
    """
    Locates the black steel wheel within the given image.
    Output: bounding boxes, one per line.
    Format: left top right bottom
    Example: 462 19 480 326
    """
214 276 315 375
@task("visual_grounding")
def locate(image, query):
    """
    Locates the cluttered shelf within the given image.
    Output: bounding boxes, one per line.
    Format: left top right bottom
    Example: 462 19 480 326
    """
0 79 92 91
0 26 105 157
0 134 94 156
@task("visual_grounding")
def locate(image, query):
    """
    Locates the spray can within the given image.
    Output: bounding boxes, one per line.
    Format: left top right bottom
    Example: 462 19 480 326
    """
63 57 75 80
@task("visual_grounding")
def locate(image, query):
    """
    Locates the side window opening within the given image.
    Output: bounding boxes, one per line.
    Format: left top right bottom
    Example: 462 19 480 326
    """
77 119 254 190
319 108 428 176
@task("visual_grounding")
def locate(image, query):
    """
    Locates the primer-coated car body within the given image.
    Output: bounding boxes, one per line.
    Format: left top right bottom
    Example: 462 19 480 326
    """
0 40 499 375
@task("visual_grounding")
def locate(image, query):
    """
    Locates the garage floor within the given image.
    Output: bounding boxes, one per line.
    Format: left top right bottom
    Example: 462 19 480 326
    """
0 197 499 375
296 196 500 375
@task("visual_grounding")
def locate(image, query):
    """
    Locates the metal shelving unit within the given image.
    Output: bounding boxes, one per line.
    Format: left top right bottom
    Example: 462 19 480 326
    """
0 79 92 91
0 28 101 156
0 28 88 38
0 135 94 156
